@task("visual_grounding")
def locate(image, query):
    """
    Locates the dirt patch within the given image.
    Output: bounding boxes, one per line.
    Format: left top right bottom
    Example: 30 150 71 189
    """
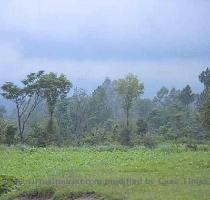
15 198 53 200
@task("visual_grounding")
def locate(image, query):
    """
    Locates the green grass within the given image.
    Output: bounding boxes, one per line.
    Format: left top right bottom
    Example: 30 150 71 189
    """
0 145 210 200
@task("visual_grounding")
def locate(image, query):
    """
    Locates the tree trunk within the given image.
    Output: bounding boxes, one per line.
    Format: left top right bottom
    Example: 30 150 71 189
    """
16 104 23 143
126 107 129 128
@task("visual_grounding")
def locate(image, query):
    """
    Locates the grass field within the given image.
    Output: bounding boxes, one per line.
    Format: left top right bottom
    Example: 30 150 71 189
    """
0 145 210 200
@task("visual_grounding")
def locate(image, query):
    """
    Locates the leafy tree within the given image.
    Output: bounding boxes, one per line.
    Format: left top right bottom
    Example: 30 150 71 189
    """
1 71 44 142
39 72 72 122
199 67 210 90
68 88 90 137
89 86 113 128
153 87 169 106
201 92 210 137
117 73 144 128
133 99 154 119
38 72 72 143
101 78 123 119
55 98 70 139
179 85 195 107
198 68 210 107
148 108 166 131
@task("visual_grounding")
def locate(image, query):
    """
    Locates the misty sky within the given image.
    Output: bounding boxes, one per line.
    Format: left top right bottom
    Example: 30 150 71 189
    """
0 0 210 97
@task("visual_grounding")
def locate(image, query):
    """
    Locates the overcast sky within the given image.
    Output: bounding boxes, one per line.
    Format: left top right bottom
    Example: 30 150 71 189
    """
0 0 209 97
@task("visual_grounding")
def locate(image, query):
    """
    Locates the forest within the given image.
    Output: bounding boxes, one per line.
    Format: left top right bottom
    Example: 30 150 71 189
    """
0 68 210 149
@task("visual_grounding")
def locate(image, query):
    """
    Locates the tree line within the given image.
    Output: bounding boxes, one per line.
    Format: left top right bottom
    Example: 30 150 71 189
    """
0 68 210 148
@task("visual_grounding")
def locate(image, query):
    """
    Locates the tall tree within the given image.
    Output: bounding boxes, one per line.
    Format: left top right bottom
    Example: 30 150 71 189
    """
39 72 72 122
68 88 90 137
201 92 210 137
153 87 169 106
179 85 195 107
198 68 210 107
1 71 44 142
89 86 113 127
117 73 144 128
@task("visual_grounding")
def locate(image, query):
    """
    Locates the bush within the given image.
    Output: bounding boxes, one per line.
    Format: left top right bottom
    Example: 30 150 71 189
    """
0 175 20 195
94 144 128 152
119 128 131 146
26 120 61 147
136 119 148 136
143 134 158 149
5 124 17 146
83 127 111 145
185 143 198 151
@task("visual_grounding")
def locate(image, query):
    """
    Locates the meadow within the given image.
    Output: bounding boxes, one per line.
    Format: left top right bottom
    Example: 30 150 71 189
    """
0 144 210 200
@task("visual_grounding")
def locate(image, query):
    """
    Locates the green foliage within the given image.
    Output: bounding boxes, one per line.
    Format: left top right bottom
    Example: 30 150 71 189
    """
0 118 17 146
142 134 158 149
1 71 44 142
89 86 113 128
201 92 210 136
39 72 72 121
136 119 148 136
0 70 209 147
117 73 144 128
1 147 210 200
153 87 169 106
26 120 60 147
0 106 6 119
0 175 20 195
185 143 198 151
179 85 195 107
4 124 17 146
16 186 55 199
198 67 210 107
119 127 131 146
83 127 111 145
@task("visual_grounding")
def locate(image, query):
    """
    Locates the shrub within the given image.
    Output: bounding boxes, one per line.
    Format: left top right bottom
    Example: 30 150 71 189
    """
5 124 17 146
136 119 148 136
143 134 158 149
83 127 111 145
0 175 20 195
119 128 131 146
185 143 198 151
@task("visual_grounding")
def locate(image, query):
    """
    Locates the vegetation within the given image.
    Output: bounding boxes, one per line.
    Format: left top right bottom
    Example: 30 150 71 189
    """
0 68 210 199
0 146 210 200
1 68 209 147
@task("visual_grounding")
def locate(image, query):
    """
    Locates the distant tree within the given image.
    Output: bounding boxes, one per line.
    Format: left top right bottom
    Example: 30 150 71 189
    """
153 87 169 106
198 68 210 107
1 71 44 142
133 99 154 119
199 67 210 90
179 85 195 107
89 86 113 128
55 97 70 139
136 119 148 136
117 73 144 128
68 88 90 137
39 72 72 122
201 92 210 137
101 78 123 119
148 108 165 131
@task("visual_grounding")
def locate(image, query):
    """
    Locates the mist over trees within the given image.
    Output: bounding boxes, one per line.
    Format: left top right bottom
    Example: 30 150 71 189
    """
0 68 210 147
